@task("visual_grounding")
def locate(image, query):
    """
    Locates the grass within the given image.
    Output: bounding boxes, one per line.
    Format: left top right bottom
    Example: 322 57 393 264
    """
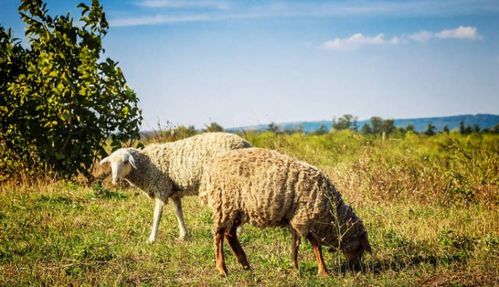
1 132 498 286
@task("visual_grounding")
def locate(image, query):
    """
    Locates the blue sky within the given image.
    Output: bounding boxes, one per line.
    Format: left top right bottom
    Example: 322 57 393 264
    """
1 0 499 129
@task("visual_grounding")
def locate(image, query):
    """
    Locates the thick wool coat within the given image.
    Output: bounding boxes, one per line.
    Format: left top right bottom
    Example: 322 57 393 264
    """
125 133 252 201
200 148 366 250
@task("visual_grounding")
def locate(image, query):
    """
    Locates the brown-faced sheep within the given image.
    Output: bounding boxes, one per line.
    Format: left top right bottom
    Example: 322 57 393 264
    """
199 148 372 276
100 132 251 243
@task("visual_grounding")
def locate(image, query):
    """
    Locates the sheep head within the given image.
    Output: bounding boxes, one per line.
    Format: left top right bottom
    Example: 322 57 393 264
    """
99 148 137 185
341 231 372 271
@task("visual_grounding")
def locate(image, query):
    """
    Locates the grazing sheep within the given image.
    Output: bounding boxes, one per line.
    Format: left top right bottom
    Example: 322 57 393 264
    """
100 132 251 243
199 148 372 276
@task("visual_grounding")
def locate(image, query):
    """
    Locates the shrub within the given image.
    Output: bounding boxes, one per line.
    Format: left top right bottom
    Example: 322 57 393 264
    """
0 0 142 182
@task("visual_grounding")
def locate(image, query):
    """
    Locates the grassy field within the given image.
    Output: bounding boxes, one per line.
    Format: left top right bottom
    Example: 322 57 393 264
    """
1 132 498 286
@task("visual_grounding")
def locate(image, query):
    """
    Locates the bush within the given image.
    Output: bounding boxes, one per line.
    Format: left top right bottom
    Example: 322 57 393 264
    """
0 0 142 181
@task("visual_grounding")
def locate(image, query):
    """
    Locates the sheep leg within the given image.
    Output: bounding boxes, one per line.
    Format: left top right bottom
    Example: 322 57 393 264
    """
171 197 187 240
291 228 301 270
214 228 228 276
147 198 164 244
225 226 251 270
312 243 329 277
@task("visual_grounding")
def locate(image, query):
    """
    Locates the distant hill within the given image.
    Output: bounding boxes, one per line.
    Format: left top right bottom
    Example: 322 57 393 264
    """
229 114 499 133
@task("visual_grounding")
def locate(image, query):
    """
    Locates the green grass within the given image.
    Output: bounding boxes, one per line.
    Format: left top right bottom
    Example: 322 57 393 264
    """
1 132 498 286
1 183 497 286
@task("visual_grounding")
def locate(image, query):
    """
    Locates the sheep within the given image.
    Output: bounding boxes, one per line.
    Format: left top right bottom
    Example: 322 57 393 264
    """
199 147 372 277
99 132 251 243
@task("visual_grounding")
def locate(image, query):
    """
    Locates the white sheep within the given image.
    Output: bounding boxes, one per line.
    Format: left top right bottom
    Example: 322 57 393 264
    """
100 132 251 243
199 148 372 276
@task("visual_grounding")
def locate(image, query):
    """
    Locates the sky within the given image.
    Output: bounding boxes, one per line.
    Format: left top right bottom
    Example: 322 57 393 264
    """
1 0 499 129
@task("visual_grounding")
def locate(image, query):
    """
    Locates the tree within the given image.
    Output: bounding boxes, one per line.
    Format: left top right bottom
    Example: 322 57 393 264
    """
424 123 436 136
0 0 142 180
370 117 383 134
361 123 372 134
267 122 280 133
315 124 328 135
332 114 355 131
472 124 480 133
351 117 358 131
405 124 416 133
442 125 450 134
459 121 472 135
0 27 31 179
382 119 395 135
204 122 224 132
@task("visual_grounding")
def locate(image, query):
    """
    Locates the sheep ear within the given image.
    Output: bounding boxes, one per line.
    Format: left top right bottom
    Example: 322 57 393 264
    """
361 232 372 255
100 156 110 165
126 153 137 169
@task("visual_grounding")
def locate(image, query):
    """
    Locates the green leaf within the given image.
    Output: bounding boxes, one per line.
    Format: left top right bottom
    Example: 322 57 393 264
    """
2 0 141 180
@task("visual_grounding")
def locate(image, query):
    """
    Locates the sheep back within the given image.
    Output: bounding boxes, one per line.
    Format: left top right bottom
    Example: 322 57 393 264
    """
139 132 251 196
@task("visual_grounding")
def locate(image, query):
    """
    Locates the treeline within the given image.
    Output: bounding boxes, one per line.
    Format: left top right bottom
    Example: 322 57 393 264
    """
145 115 499 148
266 114 499 136
333 114 499 136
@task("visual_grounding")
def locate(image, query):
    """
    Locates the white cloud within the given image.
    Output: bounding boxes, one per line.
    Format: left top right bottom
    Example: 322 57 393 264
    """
390 36 402 45
435 26 479 40
321 26 481 51
321 33 387 50
408 31 434 42
405 26 479 43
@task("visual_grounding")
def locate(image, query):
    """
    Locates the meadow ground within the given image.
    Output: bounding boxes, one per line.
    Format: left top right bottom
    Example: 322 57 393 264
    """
0 131 498 286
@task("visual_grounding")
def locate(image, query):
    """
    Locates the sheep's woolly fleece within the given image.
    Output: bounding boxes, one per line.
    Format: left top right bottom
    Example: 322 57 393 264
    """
124 132 251 199
200 148 366 251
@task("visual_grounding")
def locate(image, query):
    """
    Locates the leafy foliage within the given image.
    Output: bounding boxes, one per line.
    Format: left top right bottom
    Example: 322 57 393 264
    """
424 123 436 136
0 0 142 181
203 122 224 132
354 116 398 135
332 114 356 131
0 27 31 179
314 124 329 135
267 122 280 133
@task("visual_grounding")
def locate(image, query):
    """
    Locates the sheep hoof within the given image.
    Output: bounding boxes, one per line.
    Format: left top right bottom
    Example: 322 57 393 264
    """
217 268 228 277
178 233 187 241
146 238 156 244
318 270 329 278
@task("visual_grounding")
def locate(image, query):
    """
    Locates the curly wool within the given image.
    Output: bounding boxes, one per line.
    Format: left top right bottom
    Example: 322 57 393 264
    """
125 132 251 201
200 147 366 250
